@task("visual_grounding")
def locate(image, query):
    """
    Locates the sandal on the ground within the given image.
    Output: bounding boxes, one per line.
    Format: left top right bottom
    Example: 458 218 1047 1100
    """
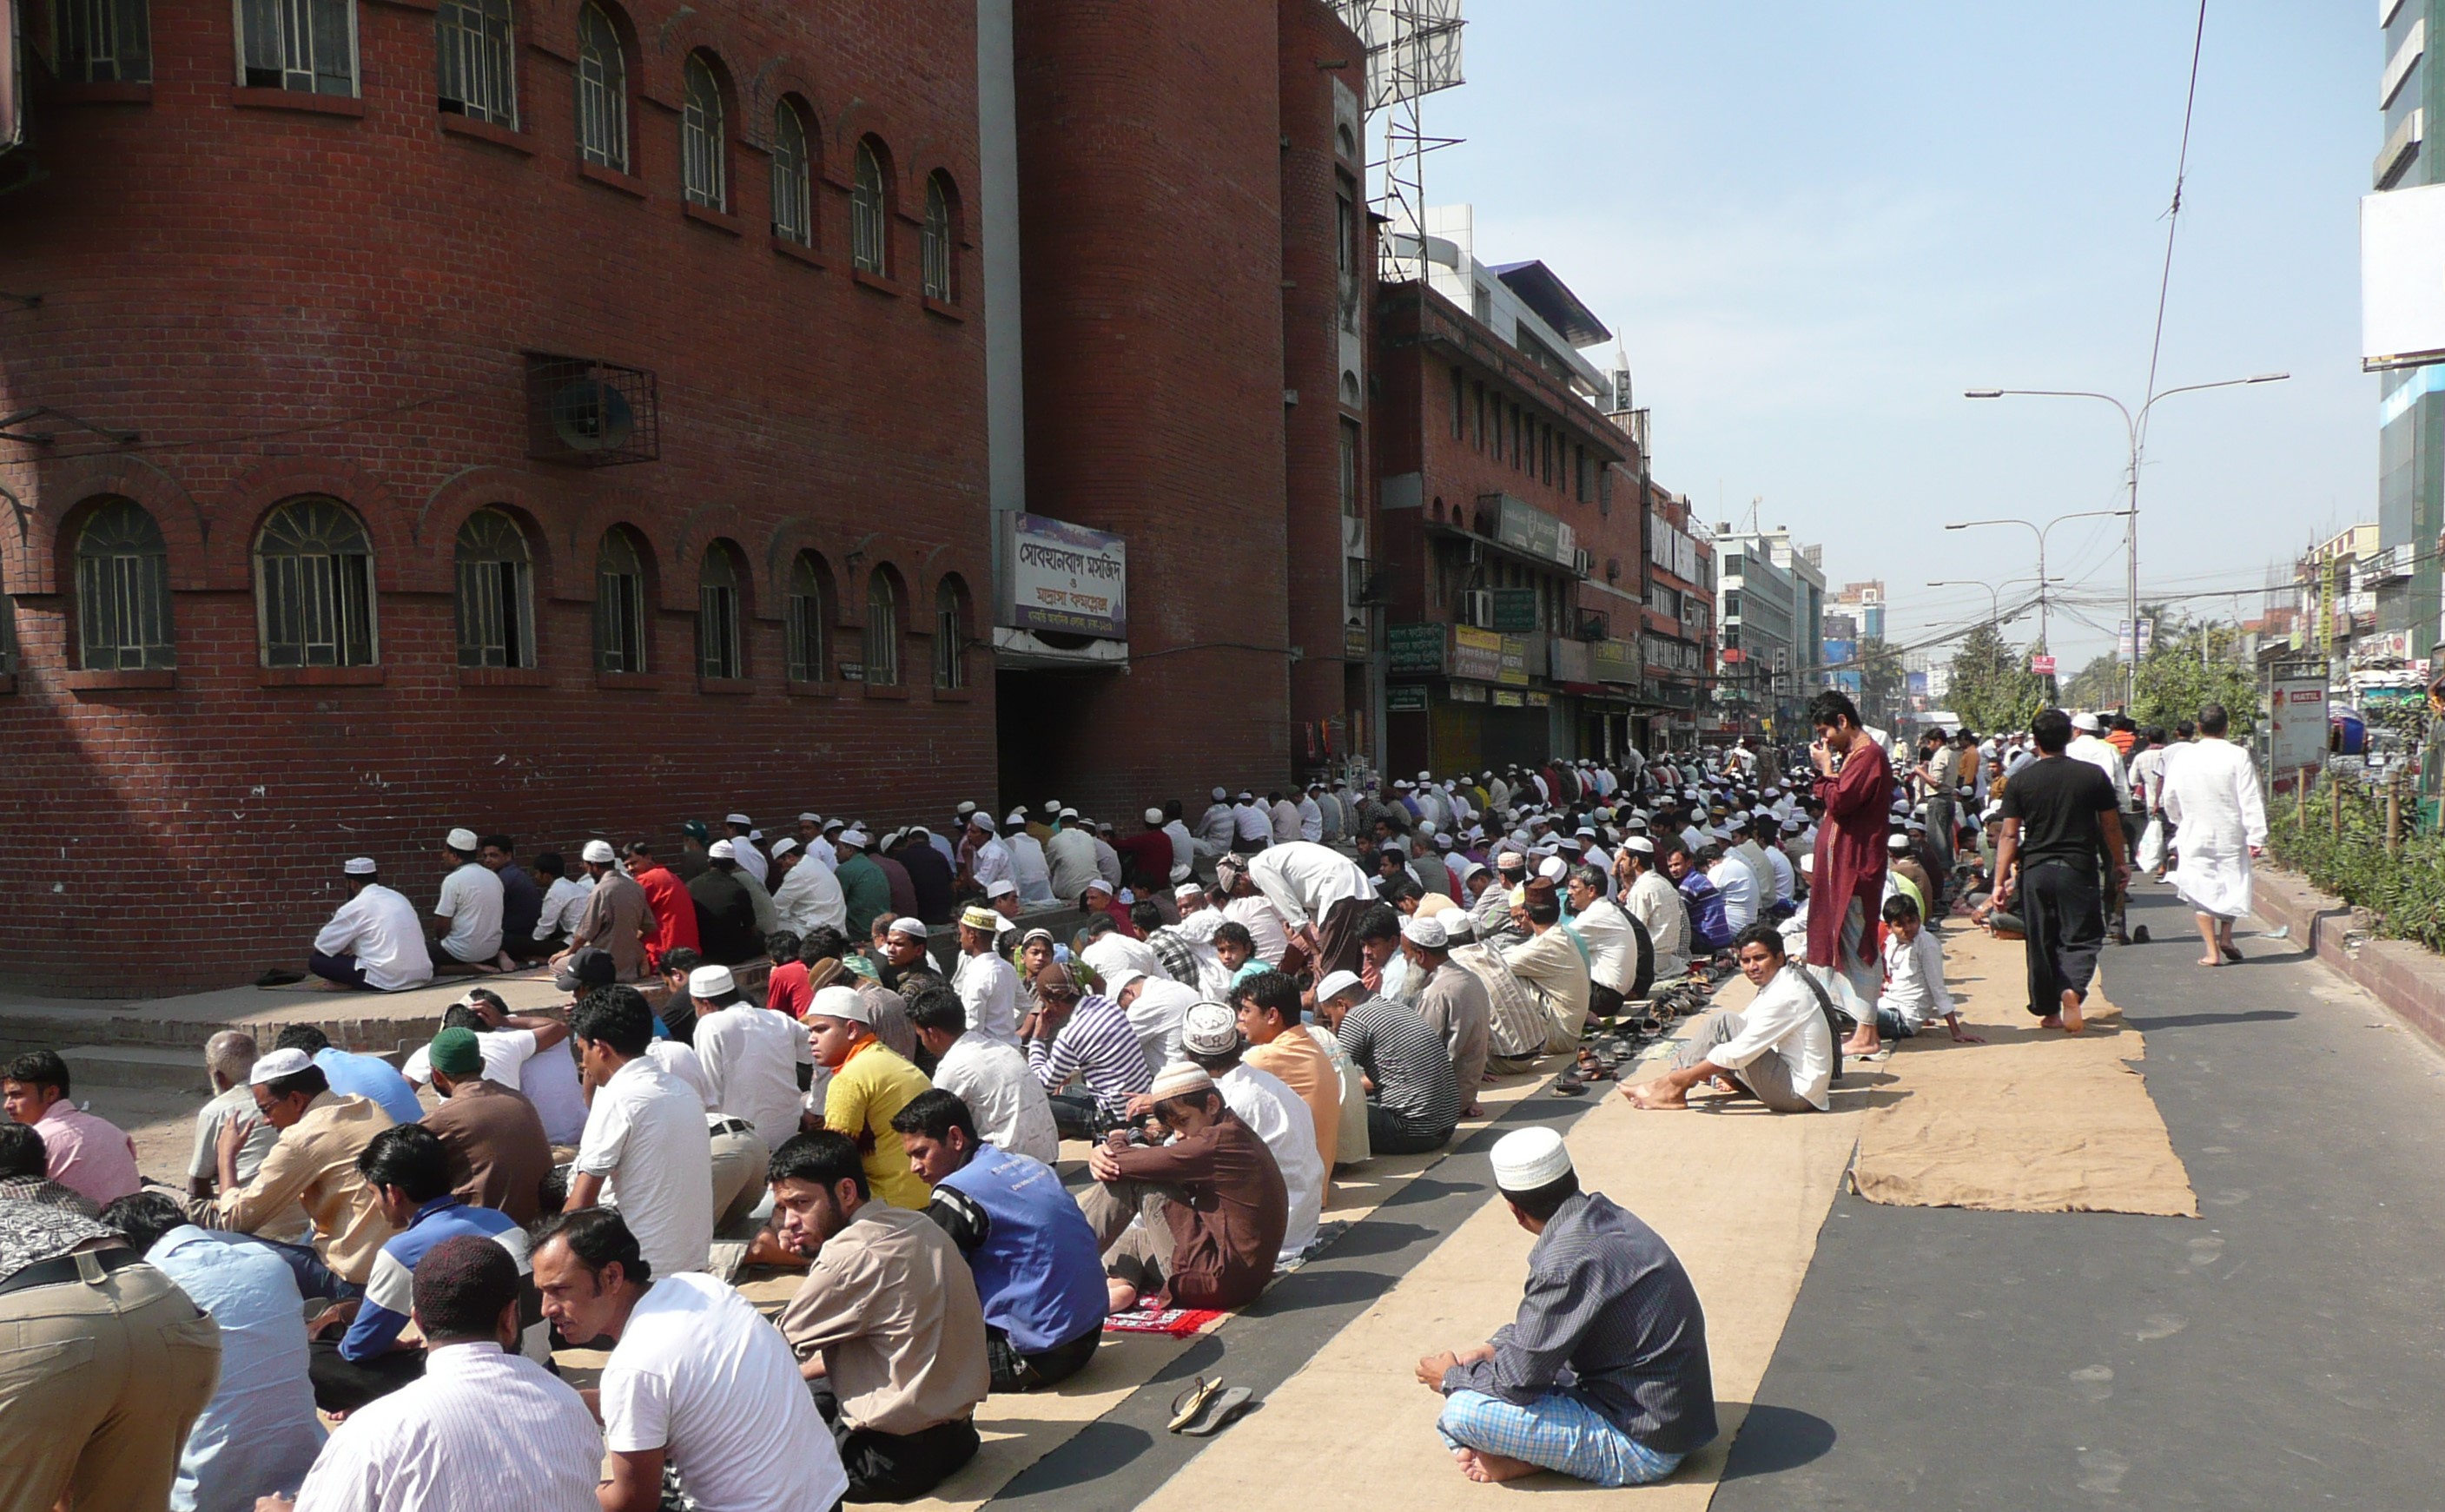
1167 1377 1224 1432
1177 1384 1254 1436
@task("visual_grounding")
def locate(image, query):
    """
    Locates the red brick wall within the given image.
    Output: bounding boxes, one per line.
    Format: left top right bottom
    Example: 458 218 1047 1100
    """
0 0 991 994
1011 0 1291 821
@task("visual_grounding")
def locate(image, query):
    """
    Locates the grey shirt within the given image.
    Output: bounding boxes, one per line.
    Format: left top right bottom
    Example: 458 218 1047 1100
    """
1412 959 1491 1099
1336 995 1462 1139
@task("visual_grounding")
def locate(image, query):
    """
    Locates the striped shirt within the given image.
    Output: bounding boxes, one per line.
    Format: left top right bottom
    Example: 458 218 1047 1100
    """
1026 994 1152 1116
1334 995 1462 1139
343 1198 532 1362
294 1341 602 1512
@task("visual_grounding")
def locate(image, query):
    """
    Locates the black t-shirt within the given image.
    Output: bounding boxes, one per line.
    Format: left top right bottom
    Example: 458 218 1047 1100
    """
1999 756 2119 875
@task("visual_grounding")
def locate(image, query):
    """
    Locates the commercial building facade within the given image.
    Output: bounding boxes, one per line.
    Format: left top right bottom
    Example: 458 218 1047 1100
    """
2376 0 2444 655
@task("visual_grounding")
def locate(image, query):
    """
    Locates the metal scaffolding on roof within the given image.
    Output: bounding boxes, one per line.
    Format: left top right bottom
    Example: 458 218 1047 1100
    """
1334 0 1464 284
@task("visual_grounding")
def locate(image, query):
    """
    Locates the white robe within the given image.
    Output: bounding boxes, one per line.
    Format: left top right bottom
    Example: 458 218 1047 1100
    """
2164 737 2266 920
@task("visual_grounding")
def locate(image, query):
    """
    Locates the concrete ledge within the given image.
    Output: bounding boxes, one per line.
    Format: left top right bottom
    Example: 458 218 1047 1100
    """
2254 866 2445 1053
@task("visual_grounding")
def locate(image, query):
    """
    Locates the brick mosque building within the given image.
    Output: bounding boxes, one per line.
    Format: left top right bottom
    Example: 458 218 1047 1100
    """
0 0 1371 995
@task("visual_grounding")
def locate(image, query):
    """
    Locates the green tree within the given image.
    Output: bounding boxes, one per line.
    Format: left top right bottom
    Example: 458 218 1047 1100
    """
2131 611 2260 734
1946 621 2045 735
2062 651 2122 711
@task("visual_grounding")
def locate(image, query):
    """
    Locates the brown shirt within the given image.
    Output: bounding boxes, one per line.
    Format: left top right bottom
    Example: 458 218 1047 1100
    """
1103 1109 1287 1309
572 870 651 980
1242 1025 1340 1170
778 1203 991 1435
209 1091 395 1284
423 1078 554 1225
1414 959 1493 1097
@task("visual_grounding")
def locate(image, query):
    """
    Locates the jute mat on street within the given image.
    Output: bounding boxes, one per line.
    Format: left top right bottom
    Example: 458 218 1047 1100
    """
1136 1021 1873 1509
1848 923 2197 1218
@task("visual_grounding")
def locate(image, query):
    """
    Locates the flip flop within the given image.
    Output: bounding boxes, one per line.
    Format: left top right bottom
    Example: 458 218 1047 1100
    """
2220 944 2242 963
1167 1377 1223 1432
1179 1384 1254 1436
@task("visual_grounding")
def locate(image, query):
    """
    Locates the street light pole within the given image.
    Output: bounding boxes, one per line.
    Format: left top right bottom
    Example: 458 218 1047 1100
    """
1944 510 2133 663
1964 373 2287 703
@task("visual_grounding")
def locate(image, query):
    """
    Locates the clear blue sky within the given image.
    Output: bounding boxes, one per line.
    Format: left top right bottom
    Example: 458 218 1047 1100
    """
1423 0 2368 673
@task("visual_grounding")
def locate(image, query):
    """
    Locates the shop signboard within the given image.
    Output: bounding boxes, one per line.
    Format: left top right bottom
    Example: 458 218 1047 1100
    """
1387 684 1430 713
1591 638 1638 683
1389 623 1448 674
1451 624 1505 682
999 513 1127 638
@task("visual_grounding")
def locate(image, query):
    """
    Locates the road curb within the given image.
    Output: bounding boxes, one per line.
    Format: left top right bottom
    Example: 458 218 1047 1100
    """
2251 866 2445 1053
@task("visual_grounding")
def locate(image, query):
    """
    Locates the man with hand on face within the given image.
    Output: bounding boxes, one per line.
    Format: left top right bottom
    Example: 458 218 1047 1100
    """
770 1131 990 1502
1080 1061 1286 1315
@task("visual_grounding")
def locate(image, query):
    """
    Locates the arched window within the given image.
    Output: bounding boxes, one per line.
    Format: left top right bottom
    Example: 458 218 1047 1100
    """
574 2 626 172
594 526 649 672
453 508 533 668
697 540 743 679
254 497 376 668
850 139 888 274
680 53 725 210
437 0 515 124
784 551 831 683
770 101 812 246
921 172 955 300
863 568 899 686
74 498 175 670
933 574 970 690
58 0 150 83
238 0 354 94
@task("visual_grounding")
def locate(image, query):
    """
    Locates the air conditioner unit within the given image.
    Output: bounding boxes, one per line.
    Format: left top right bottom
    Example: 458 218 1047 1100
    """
1462 591 1496 630
1572 548 1593 578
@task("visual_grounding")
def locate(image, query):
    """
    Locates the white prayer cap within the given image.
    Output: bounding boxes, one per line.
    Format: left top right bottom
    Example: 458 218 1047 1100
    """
1887 833 1911 851
1621 835 1655 855
1146 807 1166 824
969 813 996 832
1103 967 1147 1000
1536 855 1568 882
839 829 870 848
1417 769 1432 781
1180 1002 1240 1058
1083 876 1114 896
724 812 753 826
1435 834 1455 850
580 841 617 864
342 856 379 875
1238 790 1256 802
1044 799 1063 814
1393 779 1413 790
823 817 845 833
1150 1061 1214 1101
1174 882 1206 902
1060 806 1080 819
799 811 823 824
1315 969 1366 1004
889 916 930 940
1005 810 1028 825
961 906 1003 931
248 1047 315 1085
445 827 479 852
708 839 737 861
955 801 976 816
1400 914 1448 948
770 837 799 860
1213 786 1229 801
809 984 871 1025
687 965 737 999
985 878 1017 899
2072 711 2101 732
1490 1126 1574 1193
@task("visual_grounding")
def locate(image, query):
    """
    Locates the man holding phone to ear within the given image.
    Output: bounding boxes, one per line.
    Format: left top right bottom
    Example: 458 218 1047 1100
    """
1804 690 1892 1007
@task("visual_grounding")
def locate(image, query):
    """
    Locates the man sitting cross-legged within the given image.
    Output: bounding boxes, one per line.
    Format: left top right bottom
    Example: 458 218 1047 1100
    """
1080 1061 1286 1314
1623 922 1833 1113
1417 1126 1716 1488
770 1130 991 1502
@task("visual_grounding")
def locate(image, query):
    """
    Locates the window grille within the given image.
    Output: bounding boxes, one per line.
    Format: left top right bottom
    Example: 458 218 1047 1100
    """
453 508 534 668
238 0 354 94
680 55 725 210
574 3 626 171
594 527 648 672
851 142 887 273
75 499 175 670
438 0 514 124
770 103 812 245
255 498 376 668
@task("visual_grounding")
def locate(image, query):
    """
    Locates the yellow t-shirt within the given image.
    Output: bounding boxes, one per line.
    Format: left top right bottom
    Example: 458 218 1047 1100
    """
822 1039 935 1212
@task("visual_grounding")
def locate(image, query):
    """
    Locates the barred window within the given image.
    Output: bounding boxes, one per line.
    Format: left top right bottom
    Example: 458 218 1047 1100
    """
57 0 151 83
770 102 812 246
594 526 649 673
254 497 376 668
0 595 15 677
574 2 626 172
921 173 953 299
437 0 514 125
697 540 743 680
237 0 355 95
453 508 533 668
933 574 969 690
864 569 899 686
680 53 725 211
851 139 887 274
784 551 831 683
75 499 175 670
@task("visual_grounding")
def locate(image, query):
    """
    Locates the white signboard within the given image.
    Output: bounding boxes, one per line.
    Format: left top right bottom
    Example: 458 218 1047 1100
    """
2269 678 2329 773
2362 183 2445 370
998 513 1127 640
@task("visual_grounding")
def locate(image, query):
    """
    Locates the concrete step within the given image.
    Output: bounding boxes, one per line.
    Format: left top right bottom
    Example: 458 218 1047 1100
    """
58 1044 215 1095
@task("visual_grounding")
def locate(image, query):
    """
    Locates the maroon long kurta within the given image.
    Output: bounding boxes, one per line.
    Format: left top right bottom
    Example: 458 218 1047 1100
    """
1808 737 1892 967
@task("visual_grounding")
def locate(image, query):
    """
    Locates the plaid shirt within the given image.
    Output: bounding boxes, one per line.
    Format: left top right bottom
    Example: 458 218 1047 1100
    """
1146 927 1200 987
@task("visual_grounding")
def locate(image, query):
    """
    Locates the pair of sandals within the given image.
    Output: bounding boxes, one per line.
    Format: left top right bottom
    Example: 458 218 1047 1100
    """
1554 1046 1620 1097
1167 1376 1256 1436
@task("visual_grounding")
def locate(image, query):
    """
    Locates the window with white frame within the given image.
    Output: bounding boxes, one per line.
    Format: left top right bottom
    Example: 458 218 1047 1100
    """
58 0 150 82
770 102 812 245
237 0 356 94
437 0 514 124
574 2 626 171
933 575 968 689
697 541 743 679
254 497 377 668
594 526 648 672
851 140 887 274
680 53 725 210
453 508 534 668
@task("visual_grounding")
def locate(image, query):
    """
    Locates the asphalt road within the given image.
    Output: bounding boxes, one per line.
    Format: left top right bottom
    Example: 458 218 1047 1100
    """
1714 880 2445 1509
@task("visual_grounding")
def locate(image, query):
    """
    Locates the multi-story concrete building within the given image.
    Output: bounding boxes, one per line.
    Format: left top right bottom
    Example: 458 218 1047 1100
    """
2375 0 2442 654
1639 485 1715 750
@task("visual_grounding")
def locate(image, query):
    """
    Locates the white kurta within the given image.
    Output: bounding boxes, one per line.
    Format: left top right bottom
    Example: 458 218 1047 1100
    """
2164 736 2267 920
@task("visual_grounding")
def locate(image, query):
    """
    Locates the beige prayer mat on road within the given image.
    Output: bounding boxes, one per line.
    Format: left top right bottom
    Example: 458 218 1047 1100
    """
1848 924 2198 1218
1134 1053 1872 1509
